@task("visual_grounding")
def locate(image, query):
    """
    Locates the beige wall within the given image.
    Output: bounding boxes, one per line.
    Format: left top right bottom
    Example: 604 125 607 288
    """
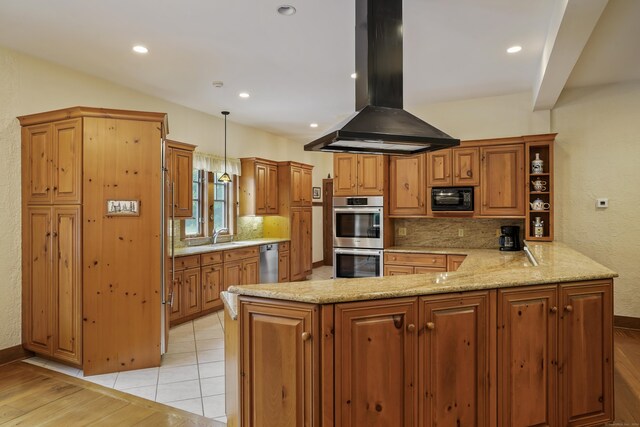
410 86 639 318
0 45 332 350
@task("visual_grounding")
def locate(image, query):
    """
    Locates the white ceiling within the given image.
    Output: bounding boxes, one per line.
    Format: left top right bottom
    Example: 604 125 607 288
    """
0 0 637 142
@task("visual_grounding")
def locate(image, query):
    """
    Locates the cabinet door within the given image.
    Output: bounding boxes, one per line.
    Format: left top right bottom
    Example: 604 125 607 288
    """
22 124 53 204
498 286 557 427
334 154 357 196
243 257 259 285
291 167 303 205
447 255 467 272
453 147 480 186
301 168 313 206
335 298 418 427
255 163 268 214
384 265 414 276
202 264 223 311
427 149 452 187
389 154 426 216
224 260 243 290
171 148 193 218
480 145 524 216
301 208 313 277
357 154 385 195
52 206 82 364
420 292 490 427
241 299 319 427
290 209 303 281
182 268 201 316
559 281 613 427
267 164 279 214
169 271 184 321
278 251 290 283
52 119 82 204
23 206 53 353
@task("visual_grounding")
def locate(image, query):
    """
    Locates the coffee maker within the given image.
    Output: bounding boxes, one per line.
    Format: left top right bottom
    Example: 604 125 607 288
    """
499 226 521 251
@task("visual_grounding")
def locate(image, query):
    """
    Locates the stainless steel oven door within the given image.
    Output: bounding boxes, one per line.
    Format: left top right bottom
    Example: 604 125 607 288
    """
333 248 383 279
333 207 383 248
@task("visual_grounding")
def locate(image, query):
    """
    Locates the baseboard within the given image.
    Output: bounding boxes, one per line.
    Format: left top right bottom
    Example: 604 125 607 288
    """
0 344 34 366
614 315 640 330
312 260 324 269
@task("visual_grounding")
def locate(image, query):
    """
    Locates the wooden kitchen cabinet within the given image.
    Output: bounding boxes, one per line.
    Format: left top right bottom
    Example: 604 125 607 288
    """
420 292 491 427
389 154 426 216
182 267 201 317
302 168 313 205
333 153 386 196
201 264 223 311
223 247 260 288
240 298 319 427
166 140 195 219
23 205 82 365
447 255 467 271
480 144 525 216
239 158 279 215
290 207 312 281
427 149 452 187
335 298 418 427
498 286 558 427
279 242 290 283
559 281 613 427
383 252 448 276
453 147 480 186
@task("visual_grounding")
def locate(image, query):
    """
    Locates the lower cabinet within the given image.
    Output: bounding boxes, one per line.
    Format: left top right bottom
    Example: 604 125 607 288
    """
240 298 319 427
232 279 613 427
202 264 223 311
291 207 312 281
279 246 290 283
335 298 418 427
224 257 259 288
169 267 203 322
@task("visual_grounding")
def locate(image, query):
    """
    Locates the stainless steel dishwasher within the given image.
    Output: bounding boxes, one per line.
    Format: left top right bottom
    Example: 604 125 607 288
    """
259 243 279 283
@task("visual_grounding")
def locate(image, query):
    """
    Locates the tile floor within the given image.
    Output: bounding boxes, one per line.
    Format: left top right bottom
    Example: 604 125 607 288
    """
22 266 333 423
24 309 227 423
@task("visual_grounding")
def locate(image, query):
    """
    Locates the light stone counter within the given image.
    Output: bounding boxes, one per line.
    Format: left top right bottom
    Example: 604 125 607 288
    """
227 242 617 304
172 237 289 257
220 291 238 320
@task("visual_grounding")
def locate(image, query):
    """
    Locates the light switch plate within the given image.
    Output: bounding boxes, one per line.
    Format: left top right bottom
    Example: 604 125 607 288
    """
458 228 464 237
596 198 609 208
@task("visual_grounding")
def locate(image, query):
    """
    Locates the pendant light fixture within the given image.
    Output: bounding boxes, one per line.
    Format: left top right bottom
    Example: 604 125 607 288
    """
218 111 232 183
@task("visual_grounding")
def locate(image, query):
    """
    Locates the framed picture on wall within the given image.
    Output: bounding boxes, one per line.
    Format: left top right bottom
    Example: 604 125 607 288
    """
106 199 140 216
312 187 321 199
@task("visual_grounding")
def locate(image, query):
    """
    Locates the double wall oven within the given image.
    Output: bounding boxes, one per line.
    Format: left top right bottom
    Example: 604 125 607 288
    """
333 196 383 278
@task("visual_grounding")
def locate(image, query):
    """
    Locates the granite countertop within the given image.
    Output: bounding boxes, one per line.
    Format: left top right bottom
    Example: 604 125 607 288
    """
226 242 617 304
173 238 289 257
220 291 238 320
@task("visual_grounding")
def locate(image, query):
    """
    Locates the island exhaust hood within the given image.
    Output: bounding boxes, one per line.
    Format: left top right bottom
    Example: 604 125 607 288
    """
304 0 459 155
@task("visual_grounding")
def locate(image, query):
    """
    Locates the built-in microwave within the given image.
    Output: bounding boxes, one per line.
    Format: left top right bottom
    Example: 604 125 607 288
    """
333 196 383 249
431 187 474 211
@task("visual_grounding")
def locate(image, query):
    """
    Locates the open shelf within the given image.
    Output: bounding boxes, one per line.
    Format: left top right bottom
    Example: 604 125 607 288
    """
525 136 555 241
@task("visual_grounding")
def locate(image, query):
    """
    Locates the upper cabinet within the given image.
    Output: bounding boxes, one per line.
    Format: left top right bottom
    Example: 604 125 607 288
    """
22 119 82 205
239 158 279 215
389 154 426 216
291 164 313 207
480 144 525 217
333 153 386 196
427 147 479 187
166 140 196 219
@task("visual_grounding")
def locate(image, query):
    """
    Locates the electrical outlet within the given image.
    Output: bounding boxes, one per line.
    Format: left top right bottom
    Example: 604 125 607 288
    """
596 198 609 208
398 227 407 236
458 228 464 237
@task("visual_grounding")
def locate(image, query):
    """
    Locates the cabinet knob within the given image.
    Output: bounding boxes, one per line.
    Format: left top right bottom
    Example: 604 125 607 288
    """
407 324 416 332
564 305 573 312
550 306 558 314
301 332 311 341
426 322 435 330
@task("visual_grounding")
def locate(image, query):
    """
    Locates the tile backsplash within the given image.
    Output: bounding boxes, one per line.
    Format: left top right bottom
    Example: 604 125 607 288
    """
394 218 525 249
169 216 264 249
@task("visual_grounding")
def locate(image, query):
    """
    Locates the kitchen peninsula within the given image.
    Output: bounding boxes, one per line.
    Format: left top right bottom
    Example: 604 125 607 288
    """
223 241 617 427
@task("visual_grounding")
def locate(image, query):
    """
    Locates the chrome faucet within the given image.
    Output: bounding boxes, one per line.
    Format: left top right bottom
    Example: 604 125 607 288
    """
212 228 229 244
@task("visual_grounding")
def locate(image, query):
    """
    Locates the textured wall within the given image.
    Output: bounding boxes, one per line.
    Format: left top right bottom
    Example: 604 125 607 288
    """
394 218 524 249
0 45 331 350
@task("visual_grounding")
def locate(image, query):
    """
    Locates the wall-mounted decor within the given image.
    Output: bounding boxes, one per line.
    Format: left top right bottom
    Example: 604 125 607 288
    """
313 187 321 199
106 199 140 216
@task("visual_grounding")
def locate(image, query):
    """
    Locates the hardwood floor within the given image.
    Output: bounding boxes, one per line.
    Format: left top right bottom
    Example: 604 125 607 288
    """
1 327 638 426
0 362 221 426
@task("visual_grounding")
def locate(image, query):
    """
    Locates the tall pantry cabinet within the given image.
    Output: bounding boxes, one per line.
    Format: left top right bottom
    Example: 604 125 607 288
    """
19 107 168 375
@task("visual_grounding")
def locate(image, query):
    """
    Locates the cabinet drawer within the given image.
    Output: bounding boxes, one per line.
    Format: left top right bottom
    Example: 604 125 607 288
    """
201 251 223 266
279 241 290 253
225 246 259 262
174 255 200 271
384 252 446 268
414 266 447 274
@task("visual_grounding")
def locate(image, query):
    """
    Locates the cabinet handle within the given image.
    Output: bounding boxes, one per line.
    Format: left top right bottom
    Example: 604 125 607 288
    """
550 306 558 314
564 305 573 312
426 322 435 330
301 332 311 341
52 231 58 238
407 324 416 332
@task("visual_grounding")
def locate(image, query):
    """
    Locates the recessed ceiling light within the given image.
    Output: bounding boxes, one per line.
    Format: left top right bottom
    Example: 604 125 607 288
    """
277 5 296 16
310 123 318 128
350 73 357 79
132 45 148 54
239 92 250 98
507 45 522 54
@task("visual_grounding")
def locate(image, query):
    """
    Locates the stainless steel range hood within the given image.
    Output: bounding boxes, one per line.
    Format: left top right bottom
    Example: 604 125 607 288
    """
304 0 459 155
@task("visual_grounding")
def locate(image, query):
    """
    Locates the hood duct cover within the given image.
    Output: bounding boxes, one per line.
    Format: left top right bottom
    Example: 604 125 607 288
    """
304 0 459 155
